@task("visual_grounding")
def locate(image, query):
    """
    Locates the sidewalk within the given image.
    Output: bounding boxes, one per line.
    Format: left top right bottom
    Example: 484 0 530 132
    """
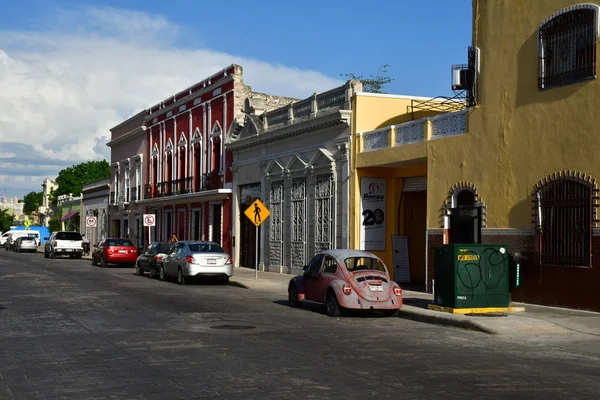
231 267 600 338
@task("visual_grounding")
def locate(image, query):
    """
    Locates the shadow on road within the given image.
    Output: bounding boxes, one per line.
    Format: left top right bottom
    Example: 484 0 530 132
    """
272 300 391 318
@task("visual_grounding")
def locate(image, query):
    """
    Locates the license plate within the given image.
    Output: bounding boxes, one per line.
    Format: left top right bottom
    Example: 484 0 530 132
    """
206 259 216 265
369 285 384 292
119 250 127 254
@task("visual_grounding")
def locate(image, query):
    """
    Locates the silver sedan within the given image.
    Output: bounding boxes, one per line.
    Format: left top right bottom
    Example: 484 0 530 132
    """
15 236 38 253
159 241 233 285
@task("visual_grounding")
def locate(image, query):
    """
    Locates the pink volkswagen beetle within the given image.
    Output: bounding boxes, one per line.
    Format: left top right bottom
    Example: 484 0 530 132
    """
288 249 403 317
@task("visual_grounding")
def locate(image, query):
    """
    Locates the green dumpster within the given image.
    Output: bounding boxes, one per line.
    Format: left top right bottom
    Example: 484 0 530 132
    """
433 244 510 309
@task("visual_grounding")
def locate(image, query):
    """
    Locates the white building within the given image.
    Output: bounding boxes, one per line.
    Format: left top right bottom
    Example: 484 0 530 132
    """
226 80 361 274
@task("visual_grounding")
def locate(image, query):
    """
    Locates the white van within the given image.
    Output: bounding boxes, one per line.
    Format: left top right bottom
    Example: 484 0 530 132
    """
2 230 41 249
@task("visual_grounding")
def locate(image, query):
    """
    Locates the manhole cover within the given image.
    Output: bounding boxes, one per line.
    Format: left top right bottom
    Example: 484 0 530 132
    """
210 324 256 330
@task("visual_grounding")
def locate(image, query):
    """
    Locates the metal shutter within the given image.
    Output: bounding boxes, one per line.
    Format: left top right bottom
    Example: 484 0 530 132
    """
403 176 427 192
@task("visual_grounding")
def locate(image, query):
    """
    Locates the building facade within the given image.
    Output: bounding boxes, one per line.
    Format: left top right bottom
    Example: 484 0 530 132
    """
137 64 296 257
38 178 57 227
57 194 82 231
82 178 110 245
227 80 361 274
107 111 147 248
352 0 600 311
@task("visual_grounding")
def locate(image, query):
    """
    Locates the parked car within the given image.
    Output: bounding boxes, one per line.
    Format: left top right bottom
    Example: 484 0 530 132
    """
288 249 403 317
134 242 174 278
159 241 232 284
44 231 84 258
92 238 138 267
4 231 40 251
14 236 38 253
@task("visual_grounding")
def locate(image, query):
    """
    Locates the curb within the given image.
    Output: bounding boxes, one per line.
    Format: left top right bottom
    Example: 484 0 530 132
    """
397 306 497 334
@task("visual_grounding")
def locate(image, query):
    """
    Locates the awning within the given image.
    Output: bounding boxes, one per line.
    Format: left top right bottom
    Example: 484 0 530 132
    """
60 210 80 222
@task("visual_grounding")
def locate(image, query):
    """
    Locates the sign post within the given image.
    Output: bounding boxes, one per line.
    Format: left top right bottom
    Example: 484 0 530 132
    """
143 214 156 247
24 219 31 231
85 216 98 255
243 199 270 279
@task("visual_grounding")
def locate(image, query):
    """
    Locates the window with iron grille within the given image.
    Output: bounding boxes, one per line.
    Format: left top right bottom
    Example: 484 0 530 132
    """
534 178 594 267
538 6 598 90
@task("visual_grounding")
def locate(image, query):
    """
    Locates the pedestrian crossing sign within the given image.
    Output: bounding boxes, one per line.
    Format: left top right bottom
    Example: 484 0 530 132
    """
244 199 270 227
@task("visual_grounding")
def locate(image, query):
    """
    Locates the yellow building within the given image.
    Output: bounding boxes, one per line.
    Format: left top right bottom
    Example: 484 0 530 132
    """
351 0 600 311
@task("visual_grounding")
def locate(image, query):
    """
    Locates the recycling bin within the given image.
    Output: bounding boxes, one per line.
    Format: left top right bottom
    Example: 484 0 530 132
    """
433 243 510 309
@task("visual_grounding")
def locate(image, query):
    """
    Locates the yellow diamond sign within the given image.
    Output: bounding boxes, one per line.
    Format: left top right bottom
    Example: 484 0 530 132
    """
24 219 31 230
244 199 270 227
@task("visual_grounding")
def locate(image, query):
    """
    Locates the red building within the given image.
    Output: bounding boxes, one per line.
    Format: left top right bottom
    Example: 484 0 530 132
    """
139 64 296 256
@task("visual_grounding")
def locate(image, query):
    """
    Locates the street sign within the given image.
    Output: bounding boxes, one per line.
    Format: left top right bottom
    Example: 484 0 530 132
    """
85 216 97 228
143 214 156 227
24 219 31 231
244 199 270 227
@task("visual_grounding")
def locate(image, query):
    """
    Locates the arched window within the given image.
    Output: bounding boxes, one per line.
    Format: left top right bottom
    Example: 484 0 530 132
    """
538 4 599 89
534 175 595 267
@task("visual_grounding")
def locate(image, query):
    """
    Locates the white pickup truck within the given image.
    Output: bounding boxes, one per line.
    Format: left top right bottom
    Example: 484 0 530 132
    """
44 231 84 259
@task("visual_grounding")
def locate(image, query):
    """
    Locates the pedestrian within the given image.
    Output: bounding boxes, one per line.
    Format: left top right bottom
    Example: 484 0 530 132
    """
168 233 179 243
82 234 90 255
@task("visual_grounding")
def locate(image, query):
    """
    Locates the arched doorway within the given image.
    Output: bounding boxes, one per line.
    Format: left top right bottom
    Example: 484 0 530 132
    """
449 189 482 244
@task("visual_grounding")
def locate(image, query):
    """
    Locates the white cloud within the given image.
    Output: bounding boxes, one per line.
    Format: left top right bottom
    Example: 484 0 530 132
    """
0 6 342 199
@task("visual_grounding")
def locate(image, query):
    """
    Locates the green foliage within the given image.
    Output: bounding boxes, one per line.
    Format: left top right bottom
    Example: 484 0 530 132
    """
51 160 111 203
48 217 61 234
23 191 43 214
0 209 15 233
341 64 395 94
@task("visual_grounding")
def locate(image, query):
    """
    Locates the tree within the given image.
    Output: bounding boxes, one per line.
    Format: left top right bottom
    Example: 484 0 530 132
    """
23 191 43 215
51 160 111 203
341 64 395 94
0 209 14 233
48 217 61 234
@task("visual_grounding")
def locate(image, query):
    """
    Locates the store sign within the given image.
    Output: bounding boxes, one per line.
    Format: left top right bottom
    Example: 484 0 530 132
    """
359 177 386 251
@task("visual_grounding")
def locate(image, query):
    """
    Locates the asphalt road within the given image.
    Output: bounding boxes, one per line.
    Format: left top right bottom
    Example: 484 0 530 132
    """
0 251 599 399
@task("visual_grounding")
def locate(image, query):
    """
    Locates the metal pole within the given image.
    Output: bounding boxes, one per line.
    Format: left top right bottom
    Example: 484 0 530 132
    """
255 225 258 280
148 225 151 246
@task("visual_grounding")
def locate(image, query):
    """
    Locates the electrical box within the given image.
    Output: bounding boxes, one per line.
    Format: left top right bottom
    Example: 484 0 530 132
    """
433 244 510 309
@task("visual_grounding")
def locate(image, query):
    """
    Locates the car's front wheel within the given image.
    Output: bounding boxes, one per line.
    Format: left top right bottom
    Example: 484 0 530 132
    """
135 263 143 276
159 265 166 281
288 284 302 308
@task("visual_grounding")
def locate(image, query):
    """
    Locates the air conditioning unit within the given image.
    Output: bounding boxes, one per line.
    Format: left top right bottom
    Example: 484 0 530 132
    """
451 64 470 91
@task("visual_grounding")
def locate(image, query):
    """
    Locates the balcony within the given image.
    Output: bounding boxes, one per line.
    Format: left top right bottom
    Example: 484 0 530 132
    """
361 109 468 152
144 174 216 200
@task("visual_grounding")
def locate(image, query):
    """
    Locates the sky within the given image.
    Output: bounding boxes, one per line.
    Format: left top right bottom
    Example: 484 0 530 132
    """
0 0 472 199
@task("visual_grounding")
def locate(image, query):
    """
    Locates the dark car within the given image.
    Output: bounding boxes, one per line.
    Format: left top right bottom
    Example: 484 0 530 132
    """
92 238 138 267
135 242 174 278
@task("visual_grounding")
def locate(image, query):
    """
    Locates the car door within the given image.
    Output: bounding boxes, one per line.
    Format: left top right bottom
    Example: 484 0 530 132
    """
303 254 324 301
165 243 183 276
92 240 104 261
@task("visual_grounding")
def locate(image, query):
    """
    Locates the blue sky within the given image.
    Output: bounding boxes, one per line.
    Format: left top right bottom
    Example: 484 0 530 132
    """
0 0 472 198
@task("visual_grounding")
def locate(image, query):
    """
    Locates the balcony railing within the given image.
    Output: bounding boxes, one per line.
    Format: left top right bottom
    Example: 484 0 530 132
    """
262 81 355 128
144 174 218 200
361 109 468 152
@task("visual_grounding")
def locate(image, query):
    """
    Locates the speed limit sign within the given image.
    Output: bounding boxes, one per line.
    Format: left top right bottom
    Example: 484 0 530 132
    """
143 214 156 227
86 216 97 227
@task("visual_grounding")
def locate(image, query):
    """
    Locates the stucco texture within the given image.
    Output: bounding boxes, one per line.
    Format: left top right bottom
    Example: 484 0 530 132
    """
427 0 600 229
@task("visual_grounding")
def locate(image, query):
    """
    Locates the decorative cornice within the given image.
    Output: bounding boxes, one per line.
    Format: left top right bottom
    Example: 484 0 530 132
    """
106 126 147 148
226 109 351 151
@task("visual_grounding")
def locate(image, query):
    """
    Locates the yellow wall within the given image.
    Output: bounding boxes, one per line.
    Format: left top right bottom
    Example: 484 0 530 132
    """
426 0 600 229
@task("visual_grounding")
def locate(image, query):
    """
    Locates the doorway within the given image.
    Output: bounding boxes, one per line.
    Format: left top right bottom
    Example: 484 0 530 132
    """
239 183 261 269
449 189 482 244
403 190 427 282
212 203 222 244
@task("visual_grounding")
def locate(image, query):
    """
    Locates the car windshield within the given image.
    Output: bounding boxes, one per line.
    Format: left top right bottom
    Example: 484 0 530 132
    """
56 232 83 240
344 256 387 273
106 239 133 247
188 243 225 253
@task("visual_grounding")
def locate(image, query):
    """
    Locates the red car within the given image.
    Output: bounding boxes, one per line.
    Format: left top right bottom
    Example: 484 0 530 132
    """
288 249 403 317
92 238 138 267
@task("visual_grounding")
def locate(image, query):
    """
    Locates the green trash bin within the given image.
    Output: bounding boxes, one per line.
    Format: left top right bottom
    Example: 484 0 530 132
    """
434 244 510 309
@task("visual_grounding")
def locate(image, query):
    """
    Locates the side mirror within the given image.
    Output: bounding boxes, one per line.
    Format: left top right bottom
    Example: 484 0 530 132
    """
302 265 308 272
43 237 48 241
